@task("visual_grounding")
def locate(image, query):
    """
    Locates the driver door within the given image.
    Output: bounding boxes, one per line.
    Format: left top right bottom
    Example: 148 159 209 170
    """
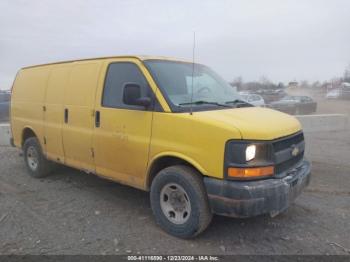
92 59 154 189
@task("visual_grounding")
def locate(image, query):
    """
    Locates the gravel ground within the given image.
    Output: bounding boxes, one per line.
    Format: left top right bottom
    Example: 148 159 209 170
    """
0 127 349 255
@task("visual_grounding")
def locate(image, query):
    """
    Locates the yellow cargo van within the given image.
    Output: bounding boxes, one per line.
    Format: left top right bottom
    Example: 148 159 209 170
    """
10 56 311 238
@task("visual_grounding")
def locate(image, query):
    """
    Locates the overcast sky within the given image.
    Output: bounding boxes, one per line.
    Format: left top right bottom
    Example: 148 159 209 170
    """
0 0 349 89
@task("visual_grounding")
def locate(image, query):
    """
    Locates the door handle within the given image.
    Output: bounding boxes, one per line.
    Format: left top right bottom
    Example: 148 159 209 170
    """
64 108 69 123
95 110 100 128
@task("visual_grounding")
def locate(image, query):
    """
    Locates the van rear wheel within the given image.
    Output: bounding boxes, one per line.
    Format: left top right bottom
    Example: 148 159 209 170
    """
150 165 212 238
23 137 54 178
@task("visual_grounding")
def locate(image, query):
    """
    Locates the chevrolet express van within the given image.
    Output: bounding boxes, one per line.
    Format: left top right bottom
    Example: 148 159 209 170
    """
11 56 311 238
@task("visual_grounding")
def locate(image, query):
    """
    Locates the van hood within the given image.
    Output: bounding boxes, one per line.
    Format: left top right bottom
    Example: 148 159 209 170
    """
194 107 301 140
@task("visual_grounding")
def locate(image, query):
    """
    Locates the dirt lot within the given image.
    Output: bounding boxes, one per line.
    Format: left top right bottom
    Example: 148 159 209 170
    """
0 100 349 255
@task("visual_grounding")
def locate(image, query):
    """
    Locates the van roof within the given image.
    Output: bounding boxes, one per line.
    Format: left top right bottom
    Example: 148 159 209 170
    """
22 55 192 69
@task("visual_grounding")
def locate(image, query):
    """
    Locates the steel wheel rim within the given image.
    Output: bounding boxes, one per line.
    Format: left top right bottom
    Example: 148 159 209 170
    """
160 183 191 225
27 146 39 171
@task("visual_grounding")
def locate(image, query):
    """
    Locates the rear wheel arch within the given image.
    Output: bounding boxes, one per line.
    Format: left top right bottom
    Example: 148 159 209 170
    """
22 127 37 147
147 154 206 190
23 136 55 178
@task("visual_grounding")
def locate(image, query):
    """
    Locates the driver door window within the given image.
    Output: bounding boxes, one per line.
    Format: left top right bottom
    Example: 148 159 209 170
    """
102 62 149 110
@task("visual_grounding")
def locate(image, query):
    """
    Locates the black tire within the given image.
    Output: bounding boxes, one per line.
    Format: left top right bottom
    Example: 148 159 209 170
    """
150 165 212 238
23 137 54 178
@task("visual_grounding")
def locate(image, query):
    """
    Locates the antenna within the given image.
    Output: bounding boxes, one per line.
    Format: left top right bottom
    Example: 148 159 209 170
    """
190 32 196 115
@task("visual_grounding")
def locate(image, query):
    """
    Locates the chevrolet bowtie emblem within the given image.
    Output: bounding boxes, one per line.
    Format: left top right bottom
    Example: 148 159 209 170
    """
291 145 299 156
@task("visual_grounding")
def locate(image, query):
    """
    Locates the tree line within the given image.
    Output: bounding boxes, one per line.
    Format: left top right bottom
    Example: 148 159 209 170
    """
231 64 350 92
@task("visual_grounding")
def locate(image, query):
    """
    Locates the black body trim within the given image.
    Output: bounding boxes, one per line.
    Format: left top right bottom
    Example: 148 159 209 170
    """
205 159 311 218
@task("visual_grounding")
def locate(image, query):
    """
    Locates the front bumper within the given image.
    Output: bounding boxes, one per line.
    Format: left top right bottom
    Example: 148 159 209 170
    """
204 159 311 218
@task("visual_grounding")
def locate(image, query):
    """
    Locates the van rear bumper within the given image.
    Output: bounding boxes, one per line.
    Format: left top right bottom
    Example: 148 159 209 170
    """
204 160 311 218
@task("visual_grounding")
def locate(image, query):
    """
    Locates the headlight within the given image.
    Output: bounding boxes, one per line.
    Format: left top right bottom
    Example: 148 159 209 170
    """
245 145 256 162
224 140 274 180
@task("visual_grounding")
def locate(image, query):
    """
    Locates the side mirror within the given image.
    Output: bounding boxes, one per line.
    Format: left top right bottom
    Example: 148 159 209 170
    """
123 83 152 107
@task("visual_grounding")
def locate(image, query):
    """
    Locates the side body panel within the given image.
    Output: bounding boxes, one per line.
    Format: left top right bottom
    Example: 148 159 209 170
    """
62 61 102 172
44 65 71 162
11 67 50 147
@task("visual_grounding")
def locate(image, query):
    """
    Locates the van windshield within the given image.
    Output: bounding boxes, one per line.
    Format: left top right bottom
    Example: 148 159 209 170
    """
144 60 245 111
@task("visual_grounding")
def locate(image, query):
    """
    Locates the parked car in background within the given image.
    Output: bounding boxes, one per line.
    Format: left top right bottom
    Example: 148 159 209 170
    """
238 92 265 107
268 95 317 115
267 99 297 115
341 82 350 99
0 91 11 122
326 83 350 100
326 89 342 99
280 96 317 115
298 96 317 114
255 88 287 103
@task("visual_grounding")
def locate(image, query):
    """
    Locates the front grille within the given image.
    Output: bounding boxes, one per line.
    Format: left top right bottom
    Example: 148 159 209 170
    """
275 153 303 174
272 132 304 152
273 132 305 175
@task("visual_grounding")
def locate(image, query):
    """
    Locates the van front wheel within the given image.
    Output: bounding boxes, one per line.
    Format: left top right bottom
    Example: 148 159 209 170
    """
150 165 212 238
23 137 54 178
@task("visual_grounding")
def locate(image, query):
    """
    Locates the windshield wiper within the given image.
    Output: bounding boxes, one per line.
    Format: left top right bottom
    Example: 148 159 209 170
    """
178 100 232 108
225 99 252 107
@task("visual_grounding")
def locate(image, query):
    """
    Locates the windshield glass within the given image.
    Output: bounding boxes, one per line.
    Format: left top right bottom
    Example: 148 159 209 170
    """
145 60 242 110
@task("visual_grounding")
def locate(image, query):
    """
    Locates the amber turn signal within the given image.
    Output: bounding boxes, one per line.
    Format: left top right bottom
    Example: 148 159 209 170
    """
228 166 274 178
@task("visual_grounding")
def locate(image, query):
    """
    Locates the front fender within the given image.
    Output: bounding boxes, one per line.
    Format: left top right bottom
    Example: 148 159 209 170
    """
146 151 208 188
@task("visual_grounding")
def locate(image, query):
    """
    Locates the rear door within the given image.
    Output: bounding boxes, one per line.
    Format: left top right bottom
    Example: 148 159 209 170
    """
62 61 102 172
92 58 154 188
